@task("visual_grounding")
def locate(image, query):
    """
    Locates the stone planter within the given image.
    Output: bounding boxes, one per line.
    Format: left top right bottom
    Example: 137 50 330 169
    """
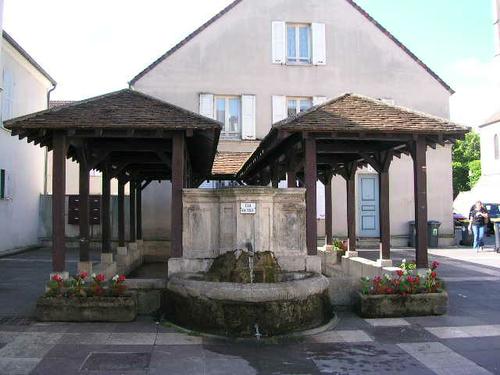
36 296 137 322
358 291 448 318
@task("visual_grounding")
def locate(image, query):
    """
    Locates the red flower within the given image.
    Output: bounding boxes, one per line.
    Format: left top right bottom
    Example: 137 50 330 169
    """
396 270 404 278
95 274 106 282
431 261 440 270
430 271 437 279
118 275 126 283
373 276 382 283
385 288 394 294
51 274 63 282
79 272 88 279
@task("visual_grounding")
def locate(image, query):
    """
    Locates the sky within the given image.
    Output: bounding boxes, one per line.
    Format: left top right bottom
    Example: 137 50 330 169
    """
3 0 498 126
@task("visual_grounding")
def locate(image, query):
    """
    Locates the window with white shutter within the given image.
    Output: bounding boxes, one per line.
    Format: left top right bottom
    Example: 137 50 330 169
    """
313 96 328 106
199 93 215 119
241 95 256 140
215 96 242 140
311 23 326 65
287 97 313 117
272 96 287 123
272 21 286 64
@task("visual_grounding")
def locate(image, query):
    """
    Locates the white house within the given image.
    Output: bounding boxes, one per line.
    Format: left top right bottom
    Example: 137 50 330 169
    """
130 0 456 247
0 30 56 253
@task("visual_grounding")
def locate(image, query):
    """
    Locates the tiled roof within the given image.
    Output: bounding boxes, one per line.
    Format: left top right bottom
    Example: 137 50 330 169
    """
3 31 56 86
130 0 453 94
274 93 468 134
49 100 74 109
5 89 222 130
212 152 252 176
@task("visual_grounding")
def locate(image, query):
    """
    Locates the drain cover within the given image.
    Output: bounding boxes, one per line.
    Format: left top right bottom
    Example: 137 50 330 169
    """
81 352 151 371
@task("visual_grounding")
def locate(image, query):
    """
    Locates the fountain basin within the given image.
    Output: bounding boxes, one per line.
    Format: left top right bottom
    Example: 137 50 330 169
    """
165 272 331 337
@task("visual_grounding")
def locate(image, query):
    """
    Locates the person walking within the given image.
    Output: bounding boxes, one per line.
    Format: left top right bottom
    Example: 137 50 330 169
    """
469 201 489 252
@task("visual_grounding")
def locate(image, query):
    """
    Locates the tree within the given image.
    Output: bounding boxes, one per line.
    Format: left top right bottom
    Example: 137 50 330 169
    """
452 132 481 197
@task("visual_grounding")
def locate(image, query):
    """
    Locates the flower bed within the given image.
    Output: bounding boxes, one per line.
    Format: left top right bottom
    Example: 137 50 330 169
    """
358 260 448 318
36 273 136 322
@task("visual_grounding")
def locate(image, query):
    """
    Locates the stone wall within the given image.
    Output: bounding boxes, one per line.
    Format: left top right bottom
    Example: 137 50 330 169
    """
170 187 316 275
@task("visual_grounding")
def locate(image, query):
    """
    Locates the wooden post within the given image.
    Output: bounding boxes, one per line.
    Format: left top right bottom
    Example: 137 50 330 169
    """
346 174 356 253
304 136 317 255
101 164 111 253
52 132 67 272
325 174 333 246
118 179 125 247
412 137 429 268
79 161 90 262
379 151 393 261
171 133 185 258
136 183 142 240
129 181 136 243
287 171 297 188
271 164 279 188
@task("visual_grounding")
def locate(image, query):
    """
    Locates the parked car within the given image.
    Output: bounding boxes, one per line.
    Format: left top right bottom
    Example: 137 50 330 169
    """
484 203 500 235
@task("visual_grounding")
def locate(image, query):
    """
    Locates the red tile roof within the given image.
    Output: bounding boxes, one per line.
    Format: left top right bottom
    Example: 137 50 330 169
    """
212 151 252 176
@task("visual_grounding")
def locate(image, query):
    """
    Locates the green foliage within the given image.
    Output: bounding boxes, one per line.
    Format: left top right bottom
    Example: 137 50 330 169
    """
468 159 481 188
452 132 481 197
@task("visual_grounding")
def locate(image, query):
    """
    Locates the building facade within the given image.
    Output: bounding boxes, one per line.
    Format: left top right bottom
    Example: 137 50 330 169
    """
130 0 455 246
0 31 56 252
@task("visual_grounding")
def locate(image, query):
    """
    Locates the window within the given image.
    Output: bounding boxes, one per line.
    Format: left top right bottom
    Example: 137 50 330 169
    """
495 134 499 160
0 169 5 199
287 24 311 64
215 96 241 139
287 97 312 117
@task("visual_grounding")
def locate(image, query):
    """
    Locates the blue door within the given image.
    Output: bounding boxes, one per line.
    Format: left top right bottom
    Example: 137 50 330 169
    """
358 174 380 237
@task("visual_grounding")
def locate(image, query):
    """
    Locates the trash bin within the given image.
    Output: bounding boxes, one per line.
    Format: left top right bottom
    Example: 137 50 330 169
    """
408 220 441 248
408 221 416 247
493 219 500 252
427 221 441 248
459 220 472 246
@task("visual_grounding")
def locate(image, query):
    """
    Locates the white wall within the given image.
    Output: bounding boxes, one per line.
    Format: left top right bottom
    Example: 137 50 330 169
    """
479 122 500 176
0 37 53 252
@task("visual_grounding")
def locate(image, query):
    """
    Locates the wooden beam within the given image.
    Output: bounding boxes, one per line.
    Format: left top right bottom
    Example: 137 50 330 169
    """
304 137 317 256
79 162 90 262
325 173 333 246
101 163 111 253
136 183 143 241
52 132 67 272
129 181 136 242
118 179 125 247
171 133 185 258
287 170 297 188
344 162 357 253
412 136 429 268
140 179 152 191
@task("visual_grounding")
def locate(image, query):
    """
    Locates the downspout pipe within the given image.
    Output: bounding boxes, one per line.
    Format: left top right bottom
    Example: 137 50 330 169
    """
43 83 57 195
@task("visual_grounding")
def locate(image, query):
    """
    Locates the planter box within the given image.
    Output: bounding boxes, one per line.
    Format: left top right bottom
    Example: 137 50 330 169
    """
36 296 137 322
358 291 448 318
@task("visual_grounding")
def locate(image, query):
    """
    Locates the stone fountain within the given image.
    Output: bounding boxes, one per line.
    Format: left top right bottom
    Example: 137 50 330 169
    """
165 187 331 337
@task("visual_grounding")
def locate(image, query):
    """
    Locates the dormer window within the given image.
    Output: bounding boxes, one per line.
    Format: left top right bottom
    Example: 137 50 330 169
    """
287 24 311 64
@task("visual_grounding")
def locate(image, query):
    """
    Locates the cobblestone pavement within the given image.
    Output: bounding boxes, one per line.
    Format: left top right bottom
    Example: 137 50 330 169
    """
1 246 500 374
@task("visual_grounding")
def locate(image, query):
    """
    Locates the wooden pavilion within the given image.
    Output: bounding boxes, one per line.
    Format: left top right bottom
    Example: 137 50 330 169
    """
238 94 468 267
4 89 221 273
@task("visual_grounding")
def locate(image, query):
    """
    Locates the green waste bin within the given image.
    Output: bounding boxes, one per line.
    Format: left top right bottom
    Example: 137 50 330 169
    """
492 218 500 252
428 221 441 248
408 220 441 248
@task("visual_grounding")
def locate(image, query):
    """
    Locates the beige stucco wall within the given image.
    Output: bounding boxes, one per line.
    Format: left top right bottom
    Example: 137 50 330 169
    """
0 37 53 252
130 0 454 245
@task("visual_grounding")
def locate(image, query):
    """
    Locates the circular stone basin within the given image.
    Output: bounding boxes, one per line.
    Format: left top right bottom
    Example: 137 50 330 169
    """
165 272 332 337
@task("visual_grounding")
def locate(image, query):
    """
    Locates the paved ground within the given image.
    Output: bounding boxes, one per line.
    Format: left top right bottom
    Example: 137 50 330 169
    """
1 244 500 374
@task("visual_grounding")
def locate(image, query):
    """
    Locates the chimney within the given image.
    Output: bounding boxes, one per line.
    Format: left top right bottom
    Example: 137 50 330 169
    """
495 0 500 56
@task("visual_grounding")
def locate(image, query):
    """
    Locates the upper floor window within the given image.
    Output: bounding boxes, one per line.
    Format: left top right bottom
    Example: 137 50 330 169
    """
287 97 312 117
287 24 311 64
0 169 6 199
495 134 499 160
215 96 241 140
